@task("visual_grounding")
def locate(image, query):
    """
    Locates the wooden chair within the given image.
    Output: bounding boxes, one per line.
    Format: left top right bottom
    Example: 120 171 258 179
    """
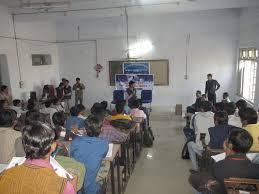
224 177 259 194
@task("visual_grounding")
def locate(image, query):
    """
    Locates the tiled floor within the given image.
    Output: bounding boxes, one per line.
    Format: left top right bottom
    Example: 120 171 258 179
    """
124 111 193 194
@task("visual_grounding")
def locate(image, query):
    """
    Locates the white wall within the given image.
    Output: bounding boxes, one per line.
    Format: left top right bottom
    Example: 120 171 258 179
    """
57 9 240 109
0 5 60 100
237 7 259 109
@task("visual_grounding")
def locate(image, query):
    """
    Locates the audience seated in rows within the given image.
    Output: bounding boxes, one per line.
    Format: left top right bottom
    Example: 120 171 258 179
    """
208 111 234 149
223 102 242 127
0 122 76 194
65 106 85 141
239 107 259 151
70 115 109 194
111 101 132 121
187 101 214 170
189 129 259 194
0 109 21 163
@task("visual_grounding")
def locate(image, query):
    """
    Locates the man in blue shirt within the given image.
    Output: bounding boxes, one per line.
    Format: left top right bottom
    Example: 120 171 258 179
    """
70 115 108 194
208 111 234 149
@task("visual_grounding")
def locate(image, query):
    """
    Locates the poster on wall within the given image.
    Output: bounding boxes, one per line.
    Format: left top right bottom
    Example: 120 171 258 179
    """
123 62 150 75
115 74 154 91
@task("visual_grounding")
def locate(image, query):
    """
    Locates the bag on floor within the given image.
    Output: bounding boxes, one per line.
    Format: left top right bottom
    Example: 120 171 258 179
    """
181 141 190 160
143 127 154 147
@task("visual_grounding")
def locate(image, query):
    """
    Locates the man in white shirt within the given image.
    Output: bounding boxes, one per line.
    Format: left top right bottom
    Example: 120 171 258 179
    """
40 101 57 127
11 99 26 118
224 102 242 128
188 101 214 170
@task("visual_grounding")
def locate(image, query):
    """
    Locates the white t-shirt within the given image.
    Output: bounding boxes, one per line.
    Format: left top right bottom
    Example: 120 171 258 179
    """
228 115 242 128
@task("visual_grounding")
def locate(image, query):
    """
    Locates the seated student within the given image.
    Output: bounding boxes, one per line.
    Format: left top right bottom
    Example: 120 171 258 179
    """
70 115 108 194
213 102 224 113
235 99 247 116
11 99 26 118
239 107 259 151
0 109 21 163
187 90 202 114
91 102 105 121
65 106 85 141
0 122 76 194
130 99 147 119
51 98 65 112
77 104 87 120
223 102 242 127
40 101 58 127
111 101 132 121
187 101 214 170
222 92 231 103
100 101 112 116
208 111 233 149
189 130 259 194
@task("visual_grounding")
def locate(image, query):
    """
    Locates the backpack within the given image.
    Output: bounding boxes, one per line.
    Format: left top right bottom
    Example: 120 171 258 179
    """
143 127 155 147
181 141 190 160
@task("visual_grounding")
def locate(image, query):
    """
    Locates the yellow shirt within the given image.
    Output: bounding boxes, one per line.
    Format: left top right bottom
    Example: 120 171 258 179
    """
244 124 259 151
111 113 132 121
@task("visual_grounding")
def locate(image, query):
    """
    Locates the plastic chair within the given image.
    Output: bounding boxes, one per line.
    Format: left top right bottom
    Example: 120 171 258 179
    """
141 90 152 109
110 90 124 109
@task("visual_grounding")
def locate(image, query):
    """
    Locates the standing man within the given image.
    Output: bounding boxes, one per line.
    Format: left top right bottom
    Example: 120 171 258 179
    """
73 77 85 106
64 79 72 112
205 74 220 105
126 81 137 108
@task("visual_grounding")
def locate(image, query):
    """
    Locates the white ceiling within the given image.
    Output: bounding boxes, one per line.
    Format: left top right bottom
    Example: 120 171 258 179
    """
1 0 259 21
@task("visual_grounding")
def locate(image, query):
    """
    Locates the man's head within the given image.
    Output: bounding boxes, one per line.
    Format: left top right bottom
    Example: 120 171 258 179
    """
224 102 236 116
52 111 65 127
70 106 79 117
101 101 108 110
76 77 80 83
132 99 140 109
0 85 8 94
239 107 258 127
0 109 16 128
236 99 247 110
62 78 66 84
115 101 125 114
25 110 45 125
200 101 212 112
214 111 228 125
207 74 212 80
85 115 102 137
223 92 229 100
224 129 253 155
196 90 202 98
22 122 56 160
58 82 64 88
201 94 207 101
44 101 52 108
129 81 135 88
76 104 85 115
64 79 69 86
13 99 21 107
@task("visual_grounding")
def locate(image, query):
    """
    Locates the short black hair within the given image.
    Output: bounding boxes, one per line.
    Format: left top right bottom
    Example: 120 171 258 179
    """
207 74 212 77
214 111 228 125
25 110 45 125
228 129 253 153
91 103 103 115
100 101 108 109
214 102 224 112
200 101 212 112
196 90 201 95
52 111 65 127
239 107 258 125
129 81 135 86
0 109 15 127
131 99 140 109
59 82 64 87
223 92 229 98
76 77 80 81
76 104 85 113
22 122 55 160
0 85 7 92
236 99 247 110
85 115 101 137
13 99 21 106
62 78 66 82
115 101 125 114
70 106 79 116
44 101 52 108
224 102 236 115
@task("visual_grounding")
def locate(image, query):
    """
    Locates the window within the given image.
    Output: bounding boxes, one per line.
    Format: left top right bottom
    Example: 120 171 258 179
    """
237 48 258 103
32 54 52 66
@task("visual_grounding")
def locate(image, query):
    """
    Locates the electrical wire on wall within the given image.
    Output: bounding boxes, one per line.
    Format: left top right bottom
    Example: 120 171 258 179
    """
184 33 190 80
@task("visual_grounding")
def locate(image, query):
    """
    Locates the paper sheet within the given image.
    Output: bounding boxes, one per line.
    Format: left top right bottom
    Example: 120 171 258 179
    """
106 143 113 158
6 157 73 179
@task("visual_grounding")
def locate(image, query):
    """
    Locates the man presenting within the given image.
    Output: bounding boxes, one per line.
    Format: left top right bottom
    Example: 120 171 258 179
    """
73 77 85 105
205 74 220 105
